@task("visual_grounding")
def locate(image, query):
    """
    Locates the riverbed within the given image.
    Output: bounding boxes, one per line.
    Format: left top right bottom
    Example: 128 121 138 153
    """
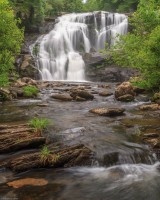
0 81 160 199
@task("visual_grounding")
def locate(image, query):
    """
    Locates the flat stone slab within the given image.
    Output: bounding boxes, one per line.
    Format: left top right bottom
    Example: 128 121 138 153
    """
89 107 125 116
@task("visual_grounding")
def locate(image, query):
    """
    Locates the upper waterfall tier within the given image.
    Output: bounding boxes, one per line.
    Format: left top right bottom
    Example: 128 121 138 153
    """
35 11 128 81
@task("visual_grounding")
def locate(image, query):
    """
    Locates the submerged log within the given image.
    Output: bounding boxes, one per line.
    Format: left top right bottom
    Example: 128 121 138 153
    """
7 144 93 172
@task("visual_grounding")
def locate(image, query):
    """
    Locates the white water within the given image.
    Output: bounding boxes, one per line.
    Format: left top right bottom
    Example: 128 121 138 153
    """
36 11 128 81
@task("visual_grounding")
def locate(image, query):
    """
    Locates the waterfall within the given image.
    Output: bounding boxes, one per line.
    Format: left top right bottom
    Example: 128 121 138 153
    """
35 11 128 81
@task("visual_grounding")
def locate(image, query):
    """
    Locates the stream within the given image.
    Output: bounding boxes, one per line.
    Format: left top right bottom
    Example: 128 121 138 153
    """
0 81 160 200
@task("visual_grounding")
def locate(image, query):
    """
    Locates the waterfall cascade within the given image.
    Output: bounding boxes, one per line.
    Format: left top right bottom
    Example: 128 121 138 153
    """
36 11 128 81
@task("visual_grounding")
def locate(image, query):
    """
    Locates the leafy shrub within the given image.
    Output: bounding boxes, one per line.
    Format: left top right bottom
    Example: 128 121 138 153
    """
109 0 160 91
22 86 39 97
0 0 23 87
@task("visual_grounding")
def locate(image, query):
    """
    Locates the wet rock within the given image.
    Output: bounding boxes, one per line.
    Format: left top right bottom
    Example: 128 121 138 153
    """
7 178 48 188
0 88 12 101
89 107 125 117
9 87 24 98
143 133 159 138
152 93 160 104
51 94 73 101
98 84 111 89
115 82 135 101
6 144 93 172
70 90 94 100
143 138 160 149
117 94 134 102
133 86 146 94
139 104 160 111
103 152 119 166
37 103 48 107
99 91 113 97
75 96 86 101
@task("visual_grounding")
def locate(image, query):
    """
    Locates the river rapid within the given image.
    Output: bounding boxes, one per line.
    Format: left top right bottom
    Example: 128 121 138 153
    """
0 80 160 199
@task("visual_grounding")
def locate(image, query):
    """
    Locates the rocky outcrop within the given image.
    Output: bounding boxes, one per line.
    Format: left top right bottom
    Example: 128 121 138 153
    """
16 54 39 79
89 107 125 117
115 82 135 102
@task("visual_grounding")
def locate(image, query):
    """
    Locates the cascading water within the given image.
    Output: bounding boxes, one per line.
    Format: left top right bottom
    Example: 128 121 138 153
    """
35 11 128 81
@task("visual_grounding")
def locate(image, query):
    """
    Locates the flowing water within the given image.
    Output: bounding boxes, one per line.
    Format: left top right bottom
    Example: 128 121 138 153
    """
35 12 128 81
0 81 160 199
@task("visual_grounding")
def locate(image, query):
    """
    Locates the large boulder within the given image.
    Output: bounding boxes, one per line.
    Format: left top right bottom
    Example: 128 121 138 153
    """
115 82 135 101
89 107 125 117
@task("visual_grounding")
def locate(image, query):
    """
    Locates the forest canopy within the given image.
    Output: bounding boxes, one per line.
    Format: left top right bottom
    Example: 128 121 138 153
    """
0 0 159 91
0 0 23 86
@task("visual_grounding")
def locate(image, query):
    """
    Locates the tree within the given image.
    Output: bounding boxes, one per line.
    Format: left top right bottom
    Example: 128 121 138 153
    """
9 0 46 29
109 0 160 90
0 0 23 86
99 0 138 12
83 0 101 11
83 0 138 12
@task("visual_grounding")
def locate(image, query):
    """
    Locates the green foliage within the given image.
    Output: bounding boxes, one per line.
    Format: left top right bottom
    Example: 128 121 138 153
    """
83 0 138 12
29 117 50 134
0 0 23 87
108 0 160 90
9 0 46 28
83 0 101 11
22 86 39 97
45 0 84 16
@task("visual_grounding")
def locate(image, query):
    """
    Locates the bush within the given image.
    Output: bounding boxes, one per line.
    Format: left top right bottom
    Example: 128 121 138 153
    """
22 86 39 97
